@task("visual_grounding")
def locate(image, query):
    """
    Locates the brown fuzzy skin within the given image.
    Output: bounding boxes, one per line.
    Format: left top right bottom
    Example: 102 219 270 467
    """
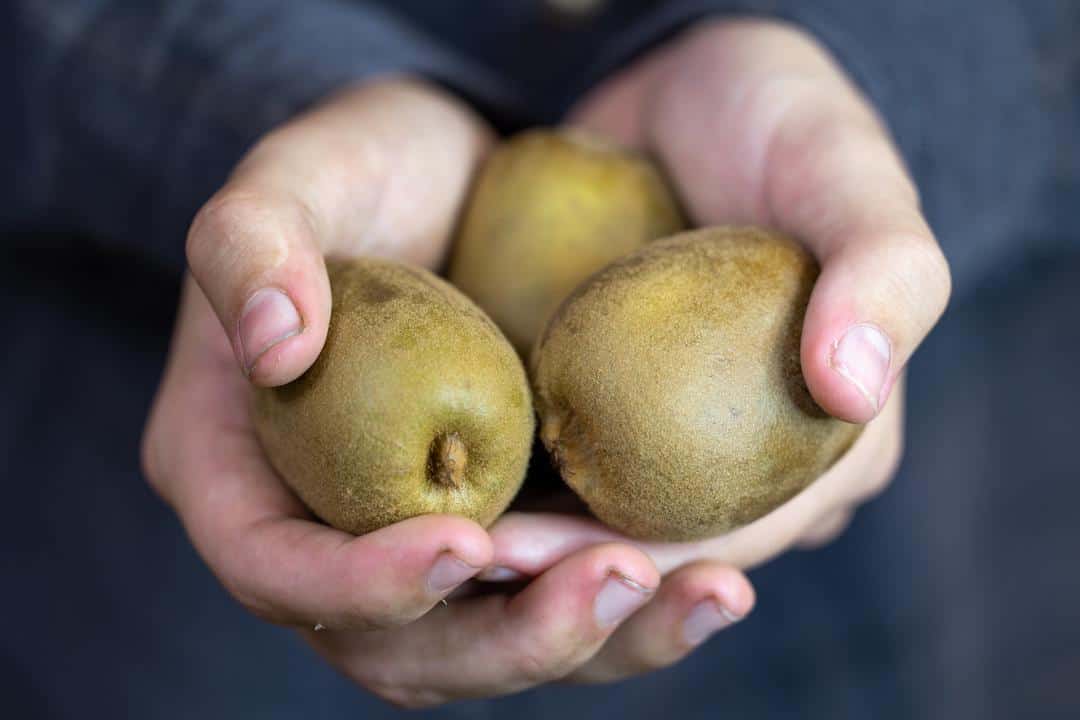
252 258 534 535
531 227 863 541
448 128 685 356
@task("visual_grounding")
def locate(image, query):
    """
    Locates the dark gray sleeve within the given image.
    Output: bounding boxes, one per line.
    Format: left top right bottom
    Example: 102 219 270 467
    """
582 0 1056 296
4 0 512 270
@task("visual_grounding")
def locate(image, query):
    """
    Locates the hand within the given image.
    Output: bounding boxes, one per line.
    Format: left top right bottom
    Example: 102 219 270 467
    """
485 20 950 582
141 77 755 707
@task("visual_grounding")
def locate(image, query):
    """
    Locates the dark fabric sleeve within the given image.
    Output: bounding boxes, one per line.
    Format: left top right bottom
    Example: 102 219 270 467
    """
580 0 1056 296
3 0 514 270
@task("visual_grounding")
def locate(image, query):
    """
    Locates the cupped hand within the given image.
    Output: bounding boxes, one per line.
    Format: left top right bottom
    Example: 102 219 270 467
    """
485 19 950 584
141 77 755 707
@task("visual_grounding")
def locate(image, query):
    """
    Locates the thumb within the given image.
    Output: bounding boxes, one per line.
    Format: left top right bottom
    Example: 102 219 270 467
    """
760 84 952 424
644 20 952 423
186 183 330 387
185 79 490 386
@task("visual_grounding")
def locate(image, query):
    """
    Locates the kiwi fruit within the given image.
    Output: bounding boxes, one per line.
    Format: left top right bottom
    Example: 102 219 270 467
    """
251 257 534 535
448 128 685 355
531 227 863 541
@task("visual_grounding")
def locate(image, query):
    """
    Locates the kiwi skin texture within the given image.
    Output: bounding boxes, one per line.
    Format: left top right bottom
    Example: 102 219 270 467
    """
251 257 535 536
531 227 863 541
448 128 685 356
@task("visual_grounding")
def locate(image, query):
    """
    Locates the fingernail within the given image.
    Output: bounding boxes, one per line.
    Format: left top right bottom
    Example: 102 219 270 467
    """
238 288 302 375
682 599 742 647
594 571 653 629
829 323 891 413
477 566 525 582
428 552 480 594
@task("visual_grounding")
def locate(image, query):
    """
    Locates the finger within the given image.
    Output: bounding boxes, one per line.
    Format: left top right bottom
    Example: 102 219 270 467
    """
185 181 329 386
569 561 754 683
646 20 950 422
486 509 722 581
795 509 854 550
773 107 950 424
484 510 748 578
185 79 490 386
480 511 627 581
309 543 659 707
206 513 493 631
147 280 492 629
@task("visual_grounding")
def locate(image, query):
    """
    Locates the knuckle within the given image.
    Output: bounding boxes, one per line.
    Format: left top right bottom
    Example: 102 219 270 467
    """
869 238 952 343
865 471 894 500
185 190 282 274
365 682 441 710
232 593 277 624
138 405 176 507
352 665 444 709
335 573 433 631
909 242 953 318
515 647 561 684
338 604 413 633
857 431 904 502
876 433 905 494
897 239 951 305
808 119 895 193
627 648 681 676
765 112 897 230
219 576 285 625
138 422 163 495
186 187 318 305
805 511 853 548
882 426 906 479
514 633 581 684
185 192 238 267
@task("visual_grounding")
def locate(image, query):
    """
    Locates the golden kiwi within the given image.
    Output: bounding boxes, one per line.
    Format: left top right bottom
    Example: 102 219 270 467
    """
252 257 534 535
531 227 862 541
448 128 685 355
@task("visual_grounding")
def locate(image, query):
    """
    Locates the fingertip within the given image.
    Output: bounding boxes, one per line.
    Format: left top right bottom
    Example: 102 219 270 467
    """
385 514 495 570
528 541 659 596
720 568 756 619
598 543 661 593
486 512 623 577
798 235 947 424
673 563 755 620
508 542 658 634
244 319 320 387
327 514 493 624
569 560 754 682
802 338 885 424
242 264 332 387
568 543 659 632
801 290 894 424
445 523 496 572
673 564 754 648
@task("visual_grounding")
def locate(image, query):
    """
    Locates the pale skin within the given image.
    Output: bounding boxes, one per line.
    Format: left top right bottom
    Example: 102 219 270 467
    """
142 18 950 708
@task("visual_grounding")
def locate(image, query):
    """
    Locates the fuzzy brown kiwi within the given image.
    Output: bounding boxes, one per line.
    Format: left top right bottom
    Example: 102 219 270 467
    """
251 257 534 535
448 128 685 356
531 227 863 541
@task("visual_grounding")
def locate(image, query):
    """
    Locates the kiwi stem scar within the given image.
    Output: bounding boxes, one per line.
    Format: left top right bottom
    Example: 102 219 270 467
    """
429 432 467 488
